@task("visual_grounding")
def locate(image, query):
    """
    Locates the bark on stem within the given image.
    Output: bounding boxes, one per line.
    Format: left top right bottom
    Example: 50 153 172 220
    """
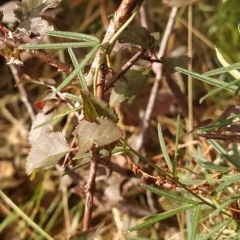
85 0 144 86
83 147 98 231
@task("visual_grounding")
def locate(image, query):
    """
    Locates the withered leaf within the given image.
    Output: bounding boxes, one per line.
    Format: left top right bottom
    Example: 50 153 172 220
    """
26 132 70 175
73 118 123 159
14 0 62 22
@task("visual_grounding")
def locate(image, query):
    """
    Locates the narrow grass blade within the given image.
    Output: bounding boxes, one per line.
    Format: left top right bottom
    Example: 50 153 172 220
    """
175 67 240 93
211 174 240 195
34 106 81 129
232 142 240 166
173 114 180 176
208 139 240 168
38 193 61 228
180 179 225 185
189 204 201 240
198 114 240 132
19 42 97 50
127 204 194 232
0 190 54 240
141 184 197 204
203 62 240 77
198 220 231 240
214 47 240 80
47 30 99 43
210 194 240 218
200 78 240 103
54 44 99 93
158 123 173 172
62 93 82 102
68 48 88 90
0 202 32 232
44 199 63 232
197 114 240 132
193 153 228 171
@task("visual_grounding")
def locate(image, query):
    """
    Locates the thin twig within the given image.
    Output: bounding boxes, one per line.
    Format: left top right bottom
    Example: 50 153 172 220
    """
187 5 194 166
105 48 146 91
82 2 144 229
97 62 108 98
8 64 36 121
25 49 72 73
0 35 72 73
134 7 179 151
83 142 99 231
83 60 108 230
139 1 150 30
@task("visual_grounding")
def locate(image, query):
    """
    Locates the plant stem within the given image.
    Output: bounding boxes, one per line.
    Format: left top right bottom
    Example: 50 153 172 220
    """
0 35 72 73
85 0 144 86
134 6 178 151
83 147 98 231
105 48 146 91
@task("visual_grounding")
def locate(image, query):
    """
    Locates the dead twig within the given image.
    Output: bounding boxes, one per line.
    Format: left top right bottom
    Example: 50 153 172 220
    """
83 147 99 231
8 64 36 121
105 48 147 91
134 6 179 151
0 35 72 73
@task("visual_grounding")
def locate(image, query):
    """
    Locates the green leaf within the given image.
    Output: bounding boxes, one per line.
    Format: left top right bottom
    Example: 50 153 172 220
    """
158 123 173 172
73 118 123 158
162 55 191 74
176 67 240 93
214 46 240 80
232 142 240 166
19 42 97 50
210 193 240 218
200 78 240 103
203 62 240 77
47 30 99 43
173 114 180 176
208 139 240 168
127 204 194 232
34 106 82 129
190 204 201 240
80 90 118 122
198 220 231 240
119 26 155 49
193 153 228 171
61 93 82 102
211 174 240 196
196 113 240 132
54 44 99 93
68 48 88 90
141 184 197 204
109 66 149 107
26 132 70 175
